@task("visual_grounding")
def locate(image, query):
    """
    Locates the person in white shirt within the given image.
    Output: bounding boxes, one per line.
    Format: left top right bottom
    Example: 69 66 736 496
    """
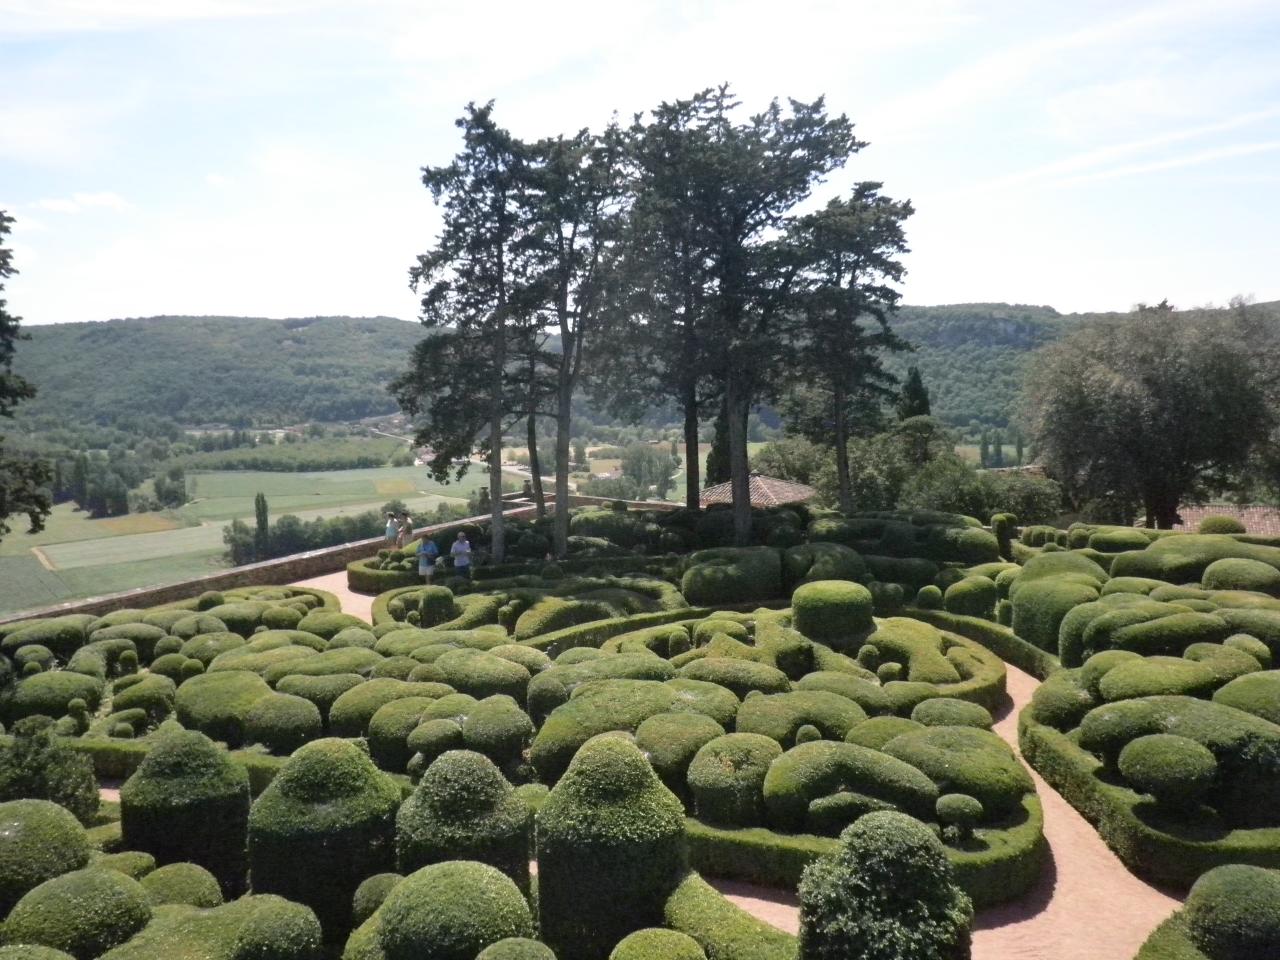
450 531 472 580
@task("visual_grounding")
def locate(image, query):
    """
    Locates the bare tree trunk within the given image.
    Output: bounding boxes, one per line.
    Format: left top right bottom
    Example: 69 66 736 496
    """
554 389 572 557
727 373 752 546
489 330 506 563
833 381 852 513
683 380 701 510
526 415 546 518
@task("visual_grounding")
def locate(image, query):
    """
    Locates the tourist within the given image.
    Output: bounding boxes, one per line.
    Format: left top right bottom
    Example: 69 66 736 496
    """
417 535 440 583
450 531 472 580
396 512 412 548
384 512 398 544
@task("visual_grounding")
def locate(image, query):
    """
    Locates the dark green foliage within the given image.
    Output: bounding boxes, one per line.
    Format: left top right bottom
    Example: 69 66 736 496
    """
536 737 687 960
119 729 250 895
140 862 223 908
798 811 972 960
1199 515 1247 535
1202 557 1280 596
111 674 176 728
663 871 797 960
680 547 783 606
0 716 98 823
396 751 531 888
3 867 152 960
915 585 944 609
1011 579 1100 654
1213 670 1280 724
0 799 91 916
782 542 868 588
245 693 323 754
352 873 402 927
173 670 273 746
376 861 535 960
0 947 76 959
477 940 558 960
1182 864 1280 960
248 738 401 938
677 658 791 699
609 929 706 960
1118 734 1218 809
735 691 867 747
634 712 726 801
1097 656 1219 701
943 577 996 620
687 733 783 827
881 726 1032 818
936 794 983 841
910 698 993 730
275 673 366 728
328 678 451 739
2 670 104 722
791 580 874 648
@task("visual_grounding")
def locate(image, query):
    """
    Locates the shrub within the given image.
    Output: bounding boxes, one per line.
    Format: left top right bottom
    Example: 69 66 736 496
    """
680 547 782 606
797 811 973 960
173 670 273 747
936 793 984 842
0 947 77 959
782 542 868 588
1 671 105 722
1213 670 1280 724
376 861 535 960
329 626 378 649
328 678 451 738
634 711 726 801
536 736 687 960
763 740 939 834
1087 528 1150 553
1117 733 1218 808
140 862 223 907
477 940 558 960
248 738 401 937
910 698 993 730
366 696 438 771
609 928 706 960
275 673 366 728
111 674 176 725
1 617 89 662
735 691 867 747
676 658 791 699
462 695 533 766
245 693 324 755
0 717 98 824
435 648 532 701
943 577 997 620
397 751 532 889
0 799 91 916
1199 515 1247 534
1202 557 1280 596
170 612 227 640
1097 656 1218 702
1182 864 1280 960
3 867 152 960
881 726 1032 818
1011 579 1100 654
686 733 783 828
844 715 924 749
296 610 369 640
352 873 402 927
915 585 944 610
119 729 250 895
791 581 874 649
262 646 382 685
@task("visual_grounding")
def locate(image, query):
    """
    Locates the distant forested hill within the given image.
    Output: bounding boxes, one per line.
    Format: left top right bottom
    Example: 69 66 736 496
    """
887 303 1076 431
13 315 425 425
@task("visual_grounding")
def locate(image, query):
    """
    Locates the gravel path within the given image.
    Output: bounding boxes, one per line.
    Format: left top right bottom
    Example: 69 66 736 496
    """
300 574 1185 958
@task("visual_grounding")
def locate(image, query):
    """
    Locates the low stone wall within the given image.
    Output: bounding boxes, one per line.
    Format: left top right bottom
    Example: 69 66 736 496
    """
0 506 539 627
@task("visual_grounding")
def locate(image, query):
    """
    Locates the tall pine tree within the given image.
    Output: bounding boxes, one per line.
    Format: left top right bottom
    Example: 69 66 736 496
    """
897 366 931 419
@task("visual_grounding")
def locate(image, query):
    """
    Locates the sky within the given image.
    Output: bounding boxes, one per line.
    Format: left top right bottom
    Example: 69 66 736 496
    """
2 0 1279 326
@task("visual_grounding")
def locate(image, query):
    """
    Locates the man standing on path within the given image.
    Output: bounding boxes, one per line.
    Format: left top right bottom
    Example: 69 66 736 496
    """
417 535 440 584
450 531 472 581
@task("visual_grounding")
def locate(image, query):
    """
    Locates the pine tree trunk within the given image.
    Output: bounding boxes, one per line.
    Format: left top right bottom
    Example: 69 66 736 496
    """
526 415 546 518
489 329 506 563
554 392 572 557
833 382 852 513
683 381 701 510
726 374 752 546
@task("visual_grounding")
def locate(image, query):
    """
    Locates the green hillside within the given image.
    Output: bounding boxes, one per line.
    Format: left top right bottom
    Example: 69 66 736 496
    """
12 314 425 425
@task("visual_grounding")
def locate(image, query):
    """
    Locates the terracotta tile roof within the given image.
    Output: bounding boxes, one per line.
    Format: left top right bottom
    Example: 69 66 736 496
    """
1167 503 1280 537
701 473 817 508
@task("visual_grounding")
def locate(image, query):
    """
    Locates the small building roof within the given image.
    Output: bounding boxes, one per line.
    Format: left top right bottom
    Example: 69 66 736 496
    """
701 473 817 508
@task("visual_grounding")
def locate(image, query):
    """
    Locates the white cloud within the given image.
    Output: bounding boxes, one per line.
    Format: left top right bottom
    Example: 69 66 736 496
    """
34 191 131 214
0 0 329 35
1061 140 1280 184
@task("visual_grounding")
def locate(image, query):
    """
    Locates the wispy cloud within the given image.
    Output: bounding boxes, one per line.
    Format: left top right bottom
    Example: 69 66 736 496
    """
35 191 131 213
1060 140 1280 184
0 0 328 35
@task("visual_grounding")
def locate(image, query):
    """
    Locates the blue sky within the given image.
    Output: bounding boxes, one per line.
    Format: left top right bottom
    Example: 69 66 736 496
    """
2 0 1278 325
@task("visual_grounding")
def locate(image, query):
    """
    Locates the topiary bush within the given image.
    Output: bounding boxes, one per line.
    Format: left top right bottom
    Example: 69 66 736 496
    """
791 580 874 649
1202 557 1280 596
1117 733 1218 809
0 716 98 824
608 928 706 960
173 670 273 747
0 799 91 916
797 811 973 960
1181 863 1280 960
245 693 324 755
478 940 559 960
397 751 532 890
3 867 152 960
686 733 783 828
1 670 105 723
119 729 251 896
248 738 401 938
1199 515 1247 535
910 698 994 730
942 577 997 620
352 873 402 927
633 711 726 802
374 861 536 960
536 736 688 960
139 862 223 908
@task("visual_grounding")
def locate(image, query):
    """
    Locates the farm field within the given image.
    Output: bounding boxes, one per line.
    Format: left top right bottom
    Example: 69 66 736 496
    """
0 465 497 617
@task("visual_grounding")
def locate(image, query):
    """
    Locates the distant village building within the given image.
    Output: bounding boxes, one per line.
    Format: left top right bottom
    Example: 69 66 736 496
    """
701 473 816 508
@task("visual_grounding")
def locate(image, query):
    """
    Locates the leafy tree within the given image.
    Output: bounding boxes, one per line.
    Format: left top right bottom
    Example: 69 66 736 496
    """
254 492 269 561
0 716 99 824
394 103 539 562
0 210 51 541
572 440 586 469
704 399 730 487
1024 299 1280 527
787 184 912 510
978 432 989 468
750 436 833 486
619 442 677 500
897 365 931 419
991 431 1004 468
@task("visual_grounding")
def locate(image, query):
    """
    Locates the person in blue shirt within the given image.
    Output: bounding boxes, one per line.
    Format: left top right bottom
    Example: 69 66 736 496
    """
417 536 440 583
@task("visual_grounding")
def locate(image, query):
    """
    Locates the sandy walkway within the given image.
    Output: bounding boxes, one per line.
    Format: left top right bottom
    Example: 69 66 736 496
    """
302 574 1183 959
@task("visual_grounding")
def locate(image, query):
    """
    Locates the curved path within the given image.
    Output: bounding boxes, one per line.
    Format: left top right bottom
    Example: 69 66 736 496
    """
296 573 1184 959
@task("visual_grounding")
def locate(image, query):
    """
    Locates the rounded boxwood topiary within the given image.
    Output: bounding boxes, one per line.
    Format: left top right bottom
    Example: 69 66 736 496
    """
111 673 176 725
2 671 104 722
376 861 535 960
352 872 402 927
634 711 726 801
609 928 706 960
735 690 867 748
248 738 401 938
1117 733 1218 808
0 799 91 916
791 580 874 648
914 585 943 610
477 939 558 960
798 811 972 960
3 867 152 960
245 692 323 755
536 736 688 960
1198 515 1247 535
1182 863 1280 960
119 729 251 896
274 672 366 728
943 577 998 619
844 715 925 750
139 862 223 907
462 695 535 767
173 669 273 747
328 678 451 739
910 698 994 730
0 947 77 959
1202 557 1280 596
397 750 532 889
936 793 984 842
880 726 1030 818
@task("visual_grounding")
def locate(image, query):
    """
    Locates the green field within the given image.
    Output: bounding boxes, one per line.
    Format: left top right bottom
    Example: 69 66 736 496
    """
0 465 497 618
